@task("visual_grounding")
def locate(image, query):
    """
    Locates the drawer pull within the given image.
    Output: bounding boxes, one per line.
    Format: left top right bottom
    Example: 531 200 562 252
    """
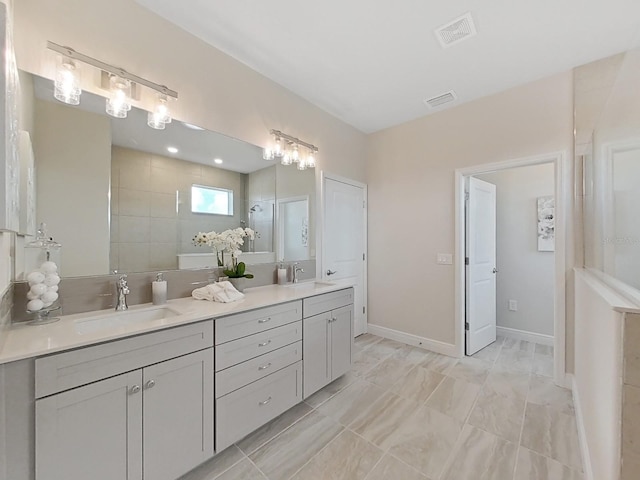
258 362 272 371
258 317 272 324
258 340 272 347
145 380 156 390
258 396 272 406
130 385 141 395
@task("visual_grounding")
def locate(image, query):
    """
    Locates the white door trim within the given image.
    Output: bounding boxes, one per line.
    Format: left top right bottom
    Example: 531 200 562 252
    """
320 171 368 332
454 151 568 387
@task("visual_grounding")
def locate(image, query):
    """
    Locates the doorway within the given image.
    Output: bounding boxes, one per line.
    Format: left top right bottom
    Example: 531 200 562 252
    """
321 173 368 337
455 153 570 386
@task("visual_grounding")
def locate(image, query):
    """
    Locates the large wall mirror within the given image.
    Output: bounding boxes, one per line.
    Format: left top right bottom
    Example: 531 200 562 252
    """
576 47 640 293
15 70 316 279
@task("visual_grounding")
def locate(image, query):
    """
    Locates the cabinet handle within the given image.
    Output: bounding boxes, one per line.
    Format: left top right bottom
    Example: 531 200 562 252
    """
145 380 156 390
258 317 272 324
258 362 272 371
258 396 272 406
258 339 272 347
130 385 141 395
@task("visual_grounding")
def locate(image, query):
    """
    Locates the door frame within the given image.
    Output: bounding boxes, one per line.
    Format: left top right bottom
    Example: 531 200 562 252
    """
320 171 368 334
454 151 568 387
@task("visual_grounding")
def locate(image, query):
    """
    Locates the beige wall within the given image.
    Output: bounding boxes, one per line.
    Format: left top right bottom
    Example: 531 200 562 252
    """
13 0 367 185
477 164 555 337
33 99 111 277
367 72 573 348
111 146 247 273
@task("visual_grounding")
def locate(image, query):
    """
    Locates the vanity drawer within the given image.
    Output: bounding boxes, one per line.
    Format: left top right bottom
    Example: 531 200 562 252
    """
35 320 214 398
215 320 301 371
303 288 354 318
216 361 302 451
215 300 302 345
216 341 302 397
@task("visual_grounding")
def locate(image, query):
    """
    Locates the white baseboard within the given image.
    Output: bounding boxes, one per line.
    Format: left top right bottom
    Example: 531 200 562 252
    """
497 326 554 346
367 324 459 358
571 374 594 480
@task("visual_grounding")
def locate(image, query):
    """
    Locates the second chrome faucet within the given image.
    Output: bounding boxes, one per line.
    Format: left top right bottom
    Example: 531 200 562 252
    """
115 274 130 311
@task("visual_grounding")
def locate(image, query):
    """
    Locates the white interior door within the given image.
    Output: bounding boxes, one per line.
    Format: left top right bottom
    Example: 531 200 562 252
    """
466 177 497 355
323 176 366 337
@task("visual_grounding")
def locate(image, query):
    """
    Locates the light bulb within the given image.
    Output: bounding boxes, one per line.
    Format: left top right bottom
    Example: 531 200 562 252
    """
54 58 81 105
263 147 274 160
292 144 300 163
297 158 307 170
147 94 172 130
106 75 131 118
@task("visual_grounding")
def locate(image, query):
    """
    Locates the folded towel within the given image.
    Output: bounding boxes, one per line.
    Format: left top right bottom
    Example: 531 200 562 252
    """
192 281 245 303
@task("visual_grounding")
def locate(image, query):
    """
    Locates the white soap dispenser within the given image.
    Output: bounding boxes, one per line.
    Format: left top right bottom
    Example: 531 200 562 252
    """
152 272 167 305
277 261 288 285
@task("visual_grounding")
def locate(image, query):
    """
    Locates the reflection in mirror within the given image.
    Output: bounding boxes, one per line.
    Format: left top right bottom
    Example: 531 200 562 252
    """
576 48 640 291
16 70 289 278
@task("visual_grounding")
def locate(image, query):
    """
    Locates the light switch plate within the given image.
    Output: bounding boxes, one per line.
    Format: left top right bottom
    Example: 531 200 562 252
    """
508 300 518 311
436 253 453 265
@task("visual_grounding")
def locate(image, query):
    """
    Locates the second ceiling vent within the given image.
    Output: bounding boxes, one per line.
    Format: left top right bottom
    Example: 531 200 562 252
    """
424 91 457 109
435 12 477 48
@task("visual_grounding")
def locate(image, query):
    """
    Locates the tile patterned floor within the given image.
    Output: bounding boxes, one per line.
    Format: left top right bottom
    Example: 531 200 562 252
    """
180 335 583 480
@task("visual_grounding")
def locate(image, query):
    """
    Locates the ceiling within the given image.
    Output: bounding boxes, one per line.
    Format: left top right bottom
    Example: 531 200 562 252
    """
135 0 640 133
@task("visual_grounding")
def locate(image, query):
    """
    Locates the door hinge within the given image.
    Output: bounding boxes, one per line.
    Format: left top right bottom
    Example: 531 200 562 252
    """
465 322 469 331
464 191 470 201
363 253 365 261
465 257 469 265
363 306 366 314
363 200 366 208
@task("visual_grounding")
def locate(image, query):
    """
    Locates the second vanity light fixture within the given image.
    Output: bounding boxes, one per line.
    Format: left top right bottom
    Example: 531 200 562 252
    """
47 41 177 129
263 130 317 170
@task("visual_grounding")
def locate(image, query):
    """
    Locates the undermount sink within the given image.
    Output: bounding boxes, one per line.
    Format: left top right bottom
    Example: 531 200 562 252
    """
74 306 181 335
284 281 335 289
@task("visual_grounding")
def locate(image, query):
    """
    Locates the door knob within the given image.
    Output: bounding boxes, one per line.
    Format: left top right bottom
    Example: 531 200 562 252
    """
326 269 337 276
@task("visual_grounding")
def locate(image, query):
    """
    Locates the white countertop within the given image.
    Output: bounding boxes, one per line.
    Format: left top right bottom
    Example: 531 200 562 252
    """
0 280 354 365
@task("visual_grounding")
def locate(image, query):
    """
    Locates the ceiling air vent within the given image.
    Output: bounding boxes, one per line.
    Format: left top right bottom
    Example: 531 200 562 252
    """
424 91 457 109
435 12 477 48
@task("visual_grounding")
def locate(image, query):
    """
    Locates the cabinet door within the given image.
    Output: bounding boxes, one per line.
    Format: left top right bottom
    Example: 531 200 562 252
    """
142 349 214 480
302 312 331 398
36 371 143 480
330 305 353 381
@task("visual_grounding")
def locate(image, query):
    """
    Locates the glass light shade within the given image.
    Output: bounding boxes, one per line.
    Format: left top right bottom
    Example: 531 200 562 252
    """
263 147 274 160
106 76 132 118
54 58 81 105
306 151 316 168
291 144 300 163
274 137 283 157
147 94 172 129
281 151 293 165
297 158 307 170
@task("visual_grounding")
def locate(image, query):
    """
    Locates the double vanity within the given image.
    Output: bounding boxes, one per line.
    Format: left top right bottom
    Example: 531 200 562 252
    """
0 281 354 480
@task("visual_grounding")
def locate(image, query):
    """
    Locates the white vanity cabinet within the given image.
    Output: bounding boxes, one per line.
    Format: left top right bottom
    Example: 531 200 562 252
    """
34 321 214 480
302 288 354 398
214 300 303 451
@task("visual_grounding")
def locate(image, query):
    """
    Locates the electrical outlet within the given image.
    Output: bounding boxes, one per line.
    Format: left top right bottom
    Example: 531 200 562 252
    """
508 300 518 311
436 253 453 265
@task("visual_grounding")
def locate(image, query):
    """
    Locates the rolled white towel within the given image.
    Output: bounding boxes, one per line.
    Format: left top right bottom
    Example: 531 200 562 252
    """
191 281 245 303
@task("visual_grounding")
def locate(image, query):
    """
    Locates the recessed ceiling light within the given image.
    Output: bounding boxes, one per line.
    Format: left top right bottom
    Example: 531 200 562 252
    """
182 122 205 131
213 158 223 164
167 146 178 154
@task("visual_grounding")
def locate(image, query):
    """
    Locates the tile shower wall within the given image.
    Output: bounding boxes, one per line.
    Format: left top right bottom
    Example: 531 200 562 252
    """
246 165 275 253
110 146 247 273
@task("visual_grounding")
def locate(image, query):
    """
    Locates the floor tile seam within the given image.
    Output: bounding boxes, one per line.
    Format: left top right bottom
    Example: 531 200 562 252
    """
283 424 347 480
513 371 534 479
244 455 270 480
461 363 491 426
211 448 250 480
386 450 434 480
303 377 356 409
240 405 318 457
357 351 394 378
517 446 586 477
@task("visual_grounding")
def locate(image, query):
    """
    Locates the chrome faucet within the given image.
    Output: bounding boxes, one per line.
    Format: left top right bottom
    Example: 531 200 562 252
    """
115 274 130 311
292 263 304 283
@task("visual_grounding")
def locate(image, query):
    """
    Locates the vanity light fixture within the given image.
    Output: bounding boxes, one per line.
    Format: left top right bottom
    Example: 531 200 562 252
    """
263 130 318 169
47 41 178 125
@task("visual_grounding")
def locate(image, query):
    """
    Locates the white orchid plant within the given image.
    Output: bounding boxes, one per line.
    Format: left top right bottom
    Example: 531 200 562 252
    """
193 227 256 278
